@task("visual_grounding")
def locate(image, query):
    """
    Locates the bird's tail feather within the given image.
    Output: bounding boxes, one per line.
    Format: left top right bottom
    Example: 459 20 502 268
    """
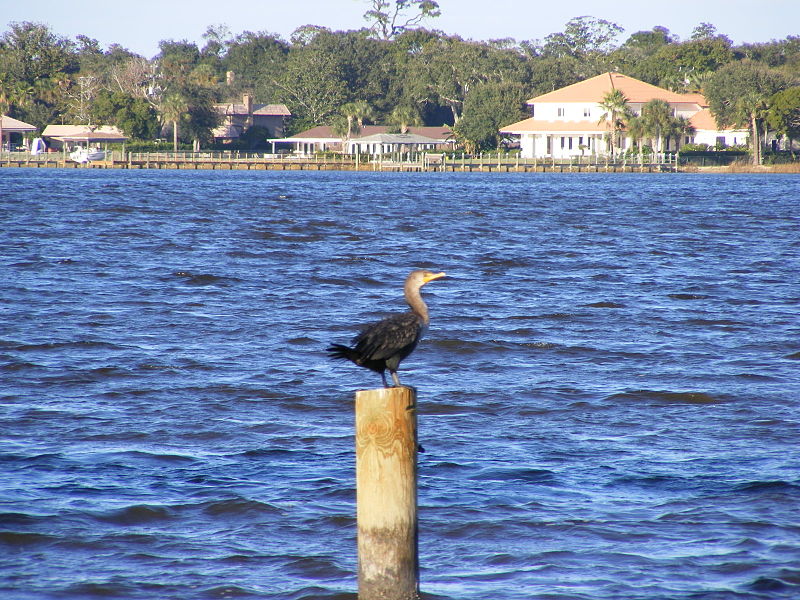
326 343 359 363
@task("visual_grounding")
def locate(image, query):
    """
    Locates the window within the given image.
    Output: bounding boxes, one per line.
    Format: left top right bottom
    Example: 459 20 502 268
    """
561 137 566 149
568 137 573 150
557 107 565 117
583 107 591 117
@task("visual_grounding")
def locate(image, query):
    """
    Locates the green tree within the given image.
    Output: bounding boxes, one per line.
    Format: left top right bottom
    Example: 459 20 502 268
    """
624 114 648 152
159 93 189 151
363 0 441 40
653 38 734 91
597 88 631 158
543 15 623 56
453 81 527 152
276 41 348 127
525 55 583 96
222 31 289 101
406 34 526 124
0 22 77 85
339 100 375 138
640 98 673 151
705 60 788 164
0 22 78 128
388 104 422 133
303 30 398 115
615 26 675 78
91 90 159 138
182 90 220 150
690 22 732 45
542 16 623 76
766 87 800 149
735 36 800 73
668 115 695 151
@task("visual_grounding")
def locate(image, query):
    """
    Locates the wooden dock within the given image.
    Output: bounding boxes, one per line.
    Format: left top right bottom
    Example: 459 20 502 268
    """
0 152 680 173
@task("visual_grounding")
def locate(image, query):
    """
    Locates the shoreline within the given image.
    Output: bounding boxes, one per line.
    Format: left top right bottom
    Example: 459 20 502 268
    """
1 156 797 174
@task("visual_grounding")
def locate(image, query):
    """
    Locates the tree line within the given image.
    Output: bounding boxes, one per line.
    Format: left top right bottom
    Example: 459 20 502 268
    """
1 4 799 157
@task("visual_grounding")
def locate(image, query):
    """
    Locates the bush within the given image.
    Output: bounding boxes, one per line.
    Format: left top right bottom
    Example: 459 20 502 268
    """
680 143 711 152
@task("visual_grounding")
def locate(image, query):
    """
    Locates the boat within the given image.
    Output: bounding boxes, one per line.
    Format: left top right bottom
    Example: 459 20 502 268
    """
69 147 106 163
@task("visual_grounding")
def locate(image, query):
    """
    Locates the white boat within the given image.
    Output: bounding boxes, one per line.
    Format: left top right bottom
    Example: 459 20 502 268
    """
70 147 106 163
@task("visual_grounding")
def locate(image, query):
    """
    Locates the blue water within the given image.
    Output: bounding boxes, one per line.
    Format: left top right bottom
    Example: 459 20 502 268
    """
1 168 799 599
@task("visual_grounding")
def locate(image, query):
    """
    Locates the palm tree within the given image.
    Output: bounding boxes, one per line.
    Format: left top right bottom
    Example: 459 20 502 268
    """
339 101 374 140
736 91 770 165
159 94 189 152
641 99 673 152
625 114 647 153
597 89 631 159
351 100 375 128
667 116 695 152
389 105 422 134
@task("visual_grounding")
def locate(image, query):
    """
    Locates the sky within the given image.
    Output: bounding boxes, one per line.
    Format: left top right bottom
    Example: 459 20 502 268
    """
2 0 798 57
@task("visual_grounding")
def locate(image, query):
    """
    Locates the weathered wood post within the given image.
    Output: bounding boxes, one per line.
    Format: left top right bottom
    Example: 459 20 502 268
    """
355 385 419 600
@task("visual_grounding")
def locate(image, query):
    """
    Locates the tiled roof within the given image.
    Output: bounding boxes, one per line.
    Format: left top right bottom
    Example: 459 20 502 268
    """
689 108 745 132
680 93 708 107
500 118 607 134
529 72 705 105
216 103 291 116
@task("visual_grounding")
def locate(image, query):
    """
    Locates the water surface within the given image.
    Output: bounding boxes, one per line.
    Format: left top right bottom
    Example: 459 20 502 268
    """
1 169 799 599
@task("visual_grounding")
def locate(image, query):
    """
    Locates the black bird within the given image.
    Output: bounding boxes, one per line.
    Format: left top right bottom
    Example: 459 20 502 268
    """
327 270 446 387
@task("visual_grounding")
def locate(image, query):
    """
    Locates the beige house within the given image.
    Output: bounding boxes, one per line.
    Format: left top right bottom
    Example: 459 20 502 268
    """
42 124 128 151
1 115 37 151
501 72 745 158
271 125 454 155
213 94 291 143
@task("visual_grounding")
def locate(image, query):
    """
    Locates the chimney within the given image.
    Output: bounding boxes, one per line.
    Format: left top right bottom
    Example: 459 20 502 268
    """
243 93 254 127
226 71 235 86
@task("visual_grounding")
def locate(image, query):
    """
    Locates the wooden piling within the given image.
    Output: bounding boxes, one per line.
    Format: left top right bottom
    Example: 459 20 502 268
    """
355 386 419 600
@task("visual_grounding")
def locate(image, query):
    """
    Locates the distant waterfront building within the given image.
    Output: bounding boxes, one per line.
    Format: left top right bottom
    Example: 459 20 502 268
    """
270 125 455 155
41 124 128 151
500 72 748 159
1 115 37 151
212 94 291 143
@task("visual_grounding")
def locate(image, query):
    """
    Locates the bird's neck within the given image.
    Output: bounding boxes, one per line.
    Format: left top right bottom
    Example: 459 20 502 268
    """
405 283 429 324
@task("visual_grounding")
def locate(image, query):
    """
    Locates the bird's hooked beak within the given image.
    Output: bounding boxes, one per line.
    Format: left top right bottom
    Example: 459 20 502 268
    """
423 271 447 283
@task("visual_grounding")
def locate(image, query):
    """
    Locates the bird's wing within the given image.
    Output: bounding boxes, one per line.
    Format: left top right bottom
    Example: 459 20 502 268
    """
352 313 422 361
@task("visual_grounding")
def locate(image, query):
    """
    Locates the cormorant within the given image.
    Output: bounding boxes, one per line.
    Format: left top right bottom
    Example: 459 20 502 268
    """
326 270 446 387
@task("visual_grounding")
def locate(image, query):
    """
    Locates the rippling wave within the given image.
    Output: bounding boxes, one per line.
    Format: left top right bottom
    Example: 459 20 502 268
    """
1 170 799 599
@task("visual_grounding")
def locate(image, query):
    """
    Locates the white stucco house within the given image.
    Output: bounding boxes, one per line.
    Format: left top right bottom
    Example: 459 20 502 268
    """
688 108 748 148
500 72 747 159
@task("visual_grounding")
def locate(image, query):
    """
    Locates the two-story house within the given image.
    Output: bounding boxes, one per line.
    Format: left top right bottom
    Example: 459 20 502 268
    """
500 72 746 159
213 94 291 144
